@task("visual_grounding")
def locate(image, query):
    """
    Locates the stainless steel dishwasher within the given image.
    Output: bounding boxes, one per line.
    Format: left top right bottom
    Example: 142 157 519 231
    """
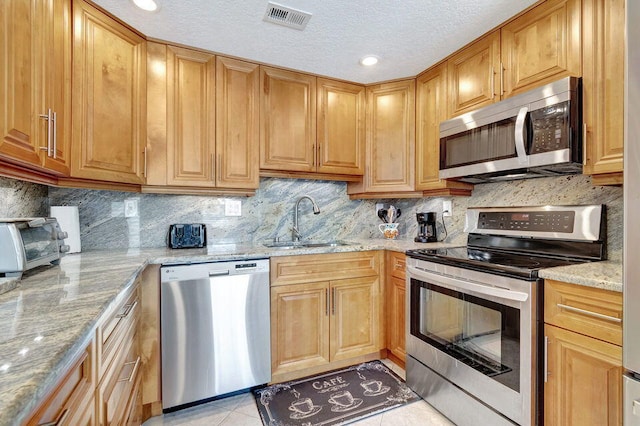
160 259 271 411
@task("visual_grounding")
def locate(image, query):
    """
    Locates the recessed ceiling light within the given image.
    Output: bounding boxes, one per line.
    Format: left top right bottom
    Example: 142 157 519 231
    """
132 0 158 12
360 55 379 66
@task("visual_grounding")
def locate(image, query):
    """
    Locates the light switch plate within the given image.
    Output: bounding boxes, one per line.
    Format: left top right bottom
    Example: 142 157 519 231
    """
225 199 242 216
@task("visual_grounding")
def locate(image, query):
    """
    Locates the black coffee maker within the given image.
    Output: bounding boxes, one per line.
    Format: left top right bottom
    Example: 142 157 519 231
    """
415 212 438 243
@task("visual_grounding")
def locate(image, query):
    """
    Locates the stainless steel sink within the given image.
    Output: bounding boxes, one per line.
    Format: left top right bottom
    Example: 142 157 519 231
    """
263 241 350 249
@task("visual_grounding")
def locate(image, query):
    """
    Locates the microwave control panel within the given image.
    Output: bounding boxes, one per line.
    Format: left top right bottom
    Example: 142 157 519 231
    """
478 211 575 233
530 102 570 153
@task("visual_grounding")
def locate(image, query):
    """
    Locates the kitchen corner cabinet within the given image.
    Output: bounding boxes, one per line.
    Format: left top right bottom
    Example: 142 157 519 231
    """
544 279 623 425
71 0 146 185
582 0 625 185
0 0 71 177
385 251 407 368
415 64 473 195
347 79 417 198
270 252 382 383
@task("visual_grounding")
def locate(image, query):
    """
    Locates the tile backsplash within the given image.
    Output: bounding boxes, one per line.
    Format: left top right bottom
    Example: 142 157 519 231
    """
47 174 623 259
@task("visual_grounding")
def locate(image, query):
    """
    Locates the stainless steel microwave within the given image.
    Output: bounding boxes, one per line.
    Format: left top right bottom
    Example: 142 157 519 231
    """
439 77 582 183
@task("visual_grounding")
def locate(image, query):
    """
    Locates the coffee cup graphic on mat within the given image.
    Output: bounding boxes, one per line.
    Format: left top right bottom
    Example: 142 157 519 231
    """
360 379 391 396
328 390 363 412
288 397 322 419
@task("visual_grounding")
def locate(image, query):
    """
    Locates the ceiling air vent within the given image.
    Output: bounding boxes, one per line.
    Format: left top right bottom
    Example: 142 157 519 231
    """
263 2 312 30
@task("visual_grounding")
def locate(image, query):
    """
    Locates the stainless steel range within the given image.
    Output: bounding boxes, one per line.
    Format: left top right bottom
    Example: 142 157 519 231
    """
405 205 606 426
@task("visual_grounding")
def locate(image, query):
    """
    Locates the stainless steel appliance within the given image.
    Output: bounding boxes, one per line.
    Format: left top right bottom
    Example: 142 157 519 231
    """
160 259 271 411
406 205 606 425
439 77 582 183
623 0 640 422
0 218 69 278
168 223 207 248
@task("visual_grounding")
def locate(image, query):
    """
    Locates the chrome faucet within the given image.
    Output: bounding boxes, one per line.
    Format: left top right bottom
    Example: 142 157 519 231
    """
292 195 321 242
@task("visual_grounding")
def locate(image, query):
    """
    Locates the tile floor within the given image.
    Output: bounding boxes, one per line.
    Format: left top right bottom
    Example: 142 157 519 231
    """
143 360 455 426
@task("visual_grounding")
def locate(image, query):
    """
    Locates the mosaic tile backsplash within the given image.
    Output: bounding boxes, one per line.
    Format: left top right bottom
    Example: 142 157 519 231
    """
47 174 623 259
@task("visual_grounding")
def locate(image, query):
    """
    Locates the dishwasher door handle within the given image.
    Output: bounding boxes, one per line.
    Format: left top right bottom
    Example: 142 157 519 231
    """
208 270 230 277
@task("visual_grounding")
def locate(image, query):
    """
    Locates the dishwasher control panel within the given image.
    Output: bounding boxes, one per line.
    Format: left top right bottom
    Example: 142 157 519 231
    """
161 258 270 282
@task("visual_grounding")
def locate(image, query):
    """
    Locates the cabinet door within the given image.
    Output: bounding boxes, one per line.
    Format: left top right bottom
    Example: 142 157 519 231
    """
71 0 146 184
0 0 70 175
165 46 216 187
582 0 625 183
216 57 260 189
317 78 365 175
447 31 500 117
363 80 415 193
271 282 330 376
386 275 406 365
501 0 581 98
330 276 381 361
544 324 622 426
260 67 316 172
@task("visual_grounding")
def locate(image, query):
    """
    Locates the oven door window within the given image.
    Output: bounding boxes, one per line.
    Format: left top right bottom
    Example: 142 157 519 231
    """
410 279 520 392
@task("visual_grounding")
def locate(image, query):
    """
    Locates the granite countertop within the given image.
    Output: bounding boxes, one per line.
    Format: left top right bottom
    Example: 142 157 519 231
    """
0 239 622 425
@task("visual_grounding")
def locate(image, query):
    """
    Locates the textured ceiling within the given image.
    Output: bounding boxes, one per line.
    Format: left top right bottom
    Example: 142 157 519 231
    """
92 0 538 84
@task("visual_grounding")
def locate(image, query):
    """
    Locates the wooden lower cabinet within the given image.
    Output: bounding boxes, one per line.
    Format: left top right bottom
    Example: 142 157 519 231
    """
385 251 406 367
270 252 382 382
544 280 623 425
544 324 622 425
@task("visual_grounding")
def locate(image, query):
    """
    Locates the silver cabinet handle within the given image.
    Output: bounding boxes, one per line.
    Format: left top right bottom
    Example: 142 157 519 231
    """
39 108 52 156
582 123 588 165
143 148 148 178
490 66 495 99
325 288 329 316
544 336 549 383
331 287 336 315
116 300 138 319
38 408 69 426
514 106 529 165
118 356 141 383
52 111 57 159
500 62 505 96
556 303 622 323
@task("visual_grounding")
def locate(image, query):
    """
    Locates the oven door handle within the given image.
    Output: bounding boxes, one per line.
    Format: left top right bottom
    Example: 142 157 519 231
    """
407 265 529 302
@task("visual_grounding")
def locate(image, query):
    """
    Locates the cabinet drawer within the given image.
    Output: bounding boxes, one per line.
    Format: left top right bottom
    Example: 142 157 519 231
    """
387 251 406 280
26 342 94 426
271 251 379 286
98 329 141 426
545 280 622 346
97 284 140 375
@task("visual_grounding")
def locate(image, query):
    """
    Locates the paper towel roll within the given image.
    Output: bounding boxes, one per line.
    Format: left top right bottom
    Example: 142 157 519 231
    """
50 206 81 253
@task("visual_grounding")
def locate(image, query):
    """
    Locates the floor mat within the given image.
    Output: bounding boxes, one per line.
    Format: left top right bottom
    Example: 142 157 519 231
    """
253 360 420 426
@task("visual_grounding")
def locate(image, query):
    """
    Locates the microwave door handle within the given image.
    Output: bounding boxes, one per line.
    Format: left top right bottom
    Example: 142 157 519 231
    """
514 106 529 165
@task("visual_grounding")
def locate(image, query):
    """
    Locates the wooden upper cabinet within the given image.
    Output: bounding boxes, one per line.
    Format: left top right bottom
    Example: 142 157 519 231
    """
357 79 416 193
416 64 473 195
260 67 316 172
216 57 260 189
582 0 624 184
71 0 146 184
0 0 71 176
501 0 581 98
317 78 365 175
447 31 501 118
165 46 216 187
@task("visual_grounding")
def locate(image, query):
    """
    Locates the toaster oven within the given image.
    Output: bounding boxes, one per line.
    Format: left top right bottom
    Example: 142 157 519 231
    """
0 218 70 278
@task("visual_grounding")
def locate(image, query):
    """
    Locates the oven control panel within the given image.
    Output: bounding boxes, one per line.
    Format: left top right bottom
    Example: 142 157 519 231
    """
477 211 575 233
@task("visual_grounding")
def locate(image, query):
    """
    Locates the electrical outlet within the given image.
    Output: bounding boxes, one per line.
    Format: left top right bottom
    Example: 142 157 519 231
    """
375 203 384 214
124 198 138 218
442 200 452 217
225 199 242 216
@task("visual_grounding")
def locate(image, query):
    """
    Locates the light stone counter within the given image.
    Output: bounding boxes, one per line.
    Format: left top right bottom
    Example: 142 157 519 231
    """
0 277 19 296
0 238 621 425
538 260 623 293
